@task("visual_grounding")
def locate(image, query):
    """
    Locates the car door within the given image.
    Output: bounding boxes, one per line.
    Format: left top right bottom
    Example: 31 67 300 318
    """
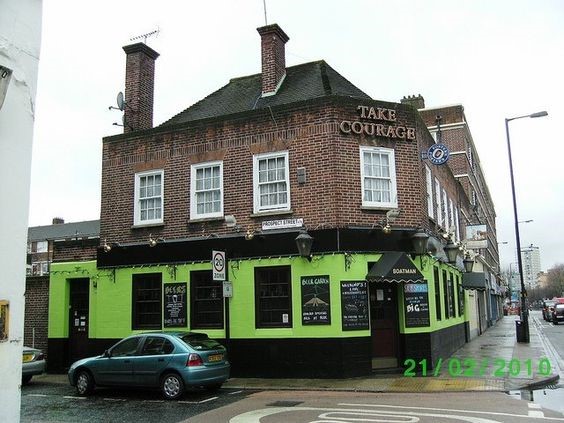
134 335 175 387
94 337 141 386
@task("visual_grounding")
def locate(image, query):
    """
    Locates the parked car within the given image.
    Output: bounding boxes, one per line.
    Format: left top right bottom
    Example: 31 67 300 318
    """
552 304 564 325
68 332 230 400
543 300 557 321
22 346 46 385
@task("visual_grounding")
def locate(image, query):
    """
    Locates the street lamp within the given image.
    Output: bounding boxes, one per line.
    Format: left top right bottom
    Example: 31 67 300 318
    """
505 110 548 343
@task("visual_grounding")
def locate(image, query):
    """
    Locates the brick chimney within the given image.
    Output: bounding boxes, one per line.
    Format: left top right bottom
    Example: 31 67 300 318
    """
257 24 289 97
52 217 64 224
401 94 425 110
122 43 159 133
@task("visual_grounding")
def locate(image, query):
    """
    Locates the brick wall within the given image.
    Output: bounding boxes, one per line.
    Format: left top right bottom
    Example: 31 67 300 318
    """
100 96 469 246
52 238 99 262
24 276 49 355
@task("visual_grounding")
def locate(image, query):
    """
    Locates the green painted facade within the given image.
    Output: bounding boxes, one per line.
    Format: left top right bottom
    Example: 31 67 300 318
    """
48 253 466 341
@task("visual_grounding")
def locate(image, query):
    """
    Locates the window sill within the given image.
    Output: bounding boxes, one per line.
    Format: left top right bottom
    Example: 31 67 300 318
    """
250 209 293 218
131 222 165 229
360 205 398 212
188 216 225 224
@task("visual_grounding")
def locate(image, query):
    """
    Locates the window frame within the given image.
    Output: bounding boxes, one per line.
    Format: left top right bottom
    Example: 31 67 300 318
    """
132 273 162 330
190 161 224 220
425 165 434 219
255 266 292 328
253 151 291 214
360 146 398 209
435 178 442 226
434 267 442 321
134 169 164 226
190 270 224 329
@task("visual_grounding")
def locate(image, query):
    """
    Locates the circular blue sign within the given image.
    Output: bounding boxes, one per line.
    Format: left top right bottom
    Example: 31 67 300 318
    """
428 143 450 165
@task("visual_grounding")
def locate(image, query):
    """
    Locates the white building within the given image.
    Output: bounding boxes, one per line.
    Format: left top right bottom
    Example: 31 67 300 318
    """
521 244 542 288
0 1 42 421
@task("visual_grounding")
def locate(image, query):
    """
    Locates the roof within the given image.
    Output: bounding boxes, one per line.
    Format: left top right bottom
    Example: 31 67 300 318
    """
28 220 100 242
160 60 371 127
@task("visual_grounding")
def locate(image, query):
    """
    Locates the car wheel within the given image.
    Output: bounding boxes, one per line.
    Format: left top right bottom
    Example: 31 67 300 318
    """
161 372 184 400
75 369 95 396
22 375 33 385
554 320 559 325
205 383 223 392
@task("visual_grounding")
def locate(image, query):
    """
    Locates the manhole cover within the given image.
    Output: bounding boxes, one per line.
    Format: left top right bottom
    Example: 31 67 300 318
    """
267 401 303 407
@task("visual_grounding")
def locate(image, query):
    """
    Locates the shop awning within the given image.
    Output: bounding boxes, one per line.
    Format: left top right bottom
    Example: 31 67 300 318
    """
462 272 488 291
366 252 424 283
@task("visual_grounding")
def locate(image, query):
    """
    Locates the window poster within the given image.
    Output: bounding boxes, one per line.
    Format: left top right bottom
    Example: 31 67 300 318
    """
404 282 430 327
164 282 187 328
301 275 331 325
341 281 369 331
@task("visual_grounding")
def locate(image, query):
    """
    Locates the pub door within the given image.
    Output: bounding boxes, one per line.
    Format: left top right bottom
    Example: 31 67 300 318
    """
68 278 90 365
369 282 400 369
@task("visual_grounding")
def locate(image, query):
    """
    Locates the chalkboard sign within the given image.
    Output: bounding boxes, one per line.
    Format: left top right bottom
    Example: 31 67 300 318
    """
164 282 187 328
341 281 369 331
404 282 430 327
301 275 331 325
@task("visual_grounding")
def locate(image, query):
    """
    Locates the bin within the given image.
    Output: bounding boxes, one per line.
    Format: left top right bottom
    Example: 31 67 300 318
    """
516 320 527 343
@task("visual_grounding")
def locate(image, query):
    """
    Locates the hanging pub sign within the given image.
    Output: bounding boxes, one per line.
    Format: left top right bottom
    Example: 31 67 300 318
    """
341 281 369 331
339 105 416 141
404 282 430 327
164 282 187 328
427 143 450 165
301 275 331 325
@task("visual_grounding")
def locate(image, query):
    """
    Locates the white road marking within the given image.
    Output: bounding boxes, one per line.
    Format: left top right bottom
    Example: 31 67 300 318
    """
198 396 218 403
528 403 542 409
529 410 545 418
338 403 564 421
228 390 244 395
178 401 200 404
27 394 48 397
63 396 86 400
103 398 126 402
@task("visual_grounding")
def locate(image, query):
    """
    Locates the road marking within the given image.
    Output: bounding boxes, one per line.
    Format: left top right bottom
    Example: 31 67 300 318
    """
27 394 48 397
528 403 542 409
228 390 244 395
63 396 86 400
528 403 545 418
199 396 218 403
103 398 126 402
178 400 200 404
338 403 564 421
144 400 164 403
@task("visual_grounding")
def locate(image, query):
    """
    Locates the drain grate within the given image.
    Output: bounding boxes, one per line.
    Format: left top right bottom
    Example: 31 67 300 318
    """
267 400 304 407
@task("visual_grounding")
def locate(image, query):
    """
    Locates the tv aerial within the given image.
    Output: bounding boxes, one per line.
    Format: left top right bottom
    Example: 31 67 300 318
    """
130 28 160 44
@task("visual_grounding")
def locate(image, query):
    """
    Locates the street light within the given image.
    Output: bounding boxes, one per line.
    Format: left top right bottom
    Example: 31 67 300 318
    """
505 110 548 343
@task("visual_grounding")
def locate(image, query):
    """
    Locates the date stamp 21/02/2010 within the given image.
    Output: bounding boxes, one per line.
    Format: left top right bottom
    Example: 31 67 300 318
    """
403 358 552 378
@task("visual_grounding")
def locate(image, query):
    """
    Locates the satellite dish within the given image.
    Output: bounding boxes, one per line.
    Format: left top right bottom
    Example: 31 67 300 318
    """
117 92 125 111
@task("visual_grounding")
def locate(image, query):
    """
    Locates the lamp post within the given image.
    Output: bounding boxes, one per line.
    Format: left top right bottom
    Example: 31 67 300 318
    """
505 111 547 343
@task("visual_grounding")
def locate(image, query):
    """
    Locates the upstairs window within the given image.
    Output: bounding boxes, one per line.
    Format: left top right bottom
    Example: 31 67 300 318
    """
360 146 397 209
190 161 223 219
435 178 442 226
425 165 434 218
134 170 164 226
253 151 290 213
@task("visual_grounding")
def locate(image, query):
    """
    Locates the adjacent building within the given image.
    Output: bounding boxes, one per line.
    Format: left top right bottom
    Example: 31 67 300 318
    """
521 244 541 289
48 24 500 377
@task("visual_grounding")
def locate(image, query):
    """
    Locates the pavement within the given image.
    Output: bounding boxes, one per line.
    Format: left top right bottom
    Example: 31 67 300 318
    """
37 313 559 394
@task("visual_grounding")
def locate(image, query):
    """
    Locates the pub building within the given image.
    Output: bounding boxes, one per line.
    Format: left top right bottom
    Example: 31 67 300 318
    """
47 24 498 377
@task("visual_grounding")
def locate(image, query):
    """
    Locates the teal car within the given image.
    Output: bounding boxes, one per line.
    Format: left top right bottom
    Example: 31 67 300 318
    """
68 332 230 400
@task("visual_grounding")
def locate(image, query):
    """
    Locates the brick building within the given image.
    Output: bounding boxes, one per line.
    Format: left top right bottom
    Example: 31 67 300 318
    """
48 24 498 377
25 219 99 356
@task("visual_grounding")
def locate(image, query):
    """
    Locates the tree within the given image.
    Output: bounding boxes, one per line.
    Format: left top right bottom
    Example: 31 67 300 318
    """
547 264 564 298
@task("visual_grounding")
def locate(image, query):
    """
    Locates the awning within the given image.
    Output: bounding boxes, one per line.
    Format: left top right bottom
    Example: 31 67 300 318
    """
366 252 424 283
462 272 488 291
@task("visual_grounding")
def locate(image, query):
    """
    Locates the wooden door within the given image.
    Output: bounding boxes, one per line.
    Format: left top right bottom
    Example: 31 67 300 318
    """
69 278 90 365
369 282 399 368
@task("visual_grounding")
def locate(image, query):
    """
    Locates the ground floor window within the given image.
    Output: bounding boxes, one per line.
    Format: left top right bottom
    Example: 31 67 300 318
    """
190 270 224 328
255 266 292 328
132 273 162 330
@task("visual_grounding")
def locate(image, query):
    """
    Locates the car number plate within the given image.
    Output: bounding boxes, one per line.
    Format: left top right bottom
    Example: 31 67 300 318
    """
22 354 34 363
208 354 223 362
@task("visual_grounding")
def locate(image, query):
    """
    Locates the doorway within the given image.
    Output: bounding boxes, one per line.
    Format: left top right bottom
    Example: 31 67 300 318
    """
68 278 90 364
369 282 400 369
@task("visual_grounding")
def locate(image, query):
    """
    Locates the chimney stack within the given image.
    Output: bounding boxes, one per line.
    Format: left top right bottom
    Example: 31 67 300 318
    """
401 94 425 110
122 43 160 133
52 217 64 225
257 24 289 97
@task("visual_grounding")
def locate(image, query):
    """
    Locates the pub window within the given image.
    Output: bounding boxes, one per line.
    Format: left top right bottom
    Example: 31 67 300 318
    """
442 270 449 319
190 161 223 220
132 273 162 330
453 277 458 317
448 272 455 318
190 270 224 329
458 275 464 316
425 165 434 219
360 146 398 209
134 169 164 226
253 151 290 214
255 266 292 328
434 267 441 321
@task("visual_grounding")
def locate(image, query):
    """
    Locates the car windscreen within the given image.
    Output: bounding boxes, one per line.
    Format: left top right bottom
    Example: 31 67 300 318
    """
178 334 223 351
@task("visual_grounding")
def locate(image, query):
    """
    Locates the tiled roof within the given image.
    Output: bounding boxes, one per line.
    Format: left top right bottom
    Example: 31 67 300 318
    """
160 60 371 127
28 220 100 241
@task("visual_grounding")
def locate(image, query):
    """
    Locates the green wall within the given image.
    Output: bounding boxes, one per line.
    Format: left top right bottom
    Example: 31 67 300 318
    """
48 253 465 341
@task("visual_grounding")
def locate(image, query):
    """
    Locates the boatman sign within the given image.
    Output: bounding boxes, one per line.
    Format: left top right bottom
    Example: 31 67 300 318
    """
212 250 226 281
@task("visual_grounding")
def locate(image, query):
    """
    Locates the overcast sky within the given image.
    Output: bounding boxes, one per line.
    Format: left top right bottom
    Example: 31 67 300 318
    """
29 0 564 271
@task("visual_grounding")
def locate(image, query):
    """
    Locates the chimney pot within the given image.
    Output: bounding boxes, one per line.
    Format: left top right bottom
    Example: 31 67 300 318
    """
401 94 425 110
